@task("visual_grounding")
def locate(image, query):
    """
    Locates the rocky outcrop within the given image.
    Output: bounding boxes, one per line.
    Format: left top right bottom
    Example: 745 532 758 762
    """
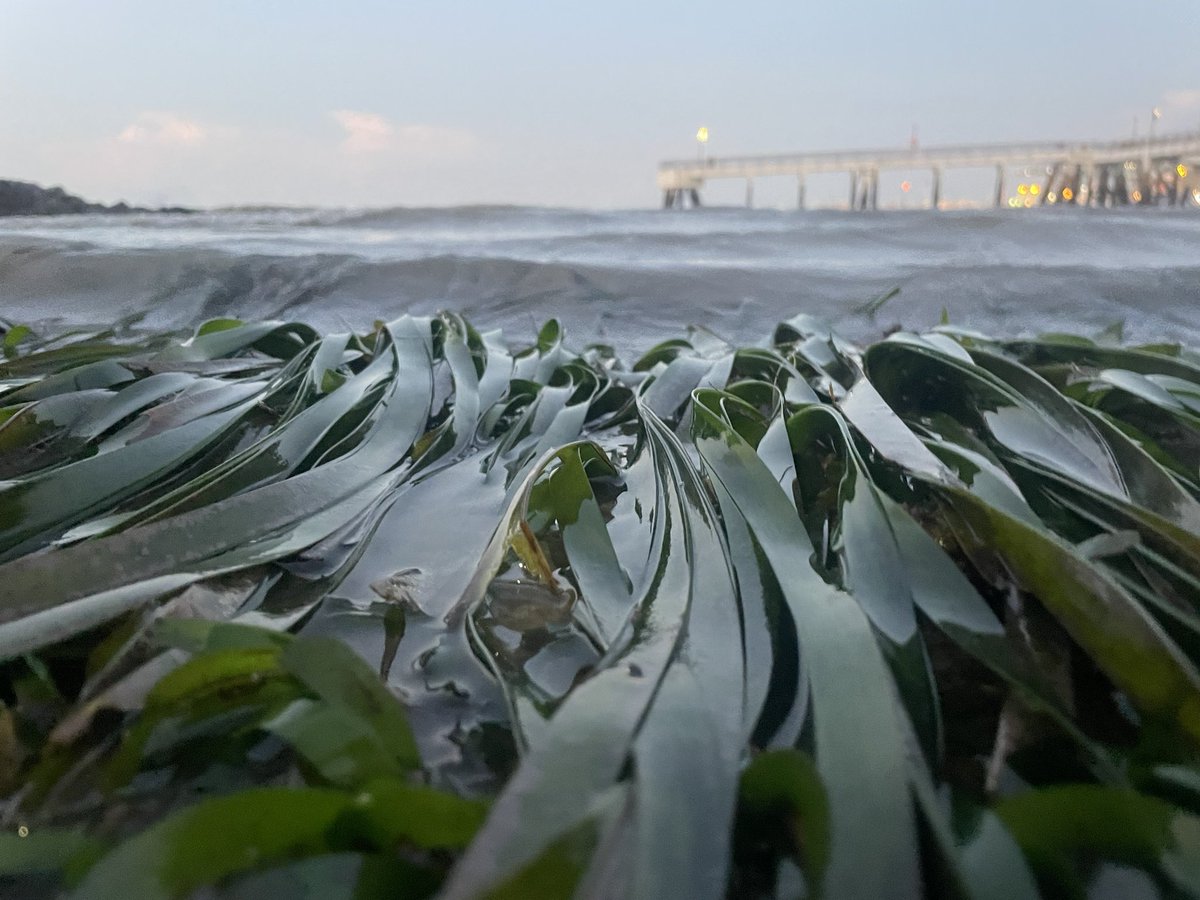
0 180 190 216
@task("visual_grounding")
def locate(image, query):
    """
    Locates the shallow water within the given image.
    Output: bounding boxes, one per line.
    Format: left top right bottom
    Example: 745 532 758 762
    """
1 205 1197 350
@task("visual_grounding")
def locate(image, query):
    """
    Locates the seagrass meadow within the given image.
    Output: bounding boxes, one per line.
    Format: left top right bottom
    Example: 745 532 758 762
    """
1 310 1200 899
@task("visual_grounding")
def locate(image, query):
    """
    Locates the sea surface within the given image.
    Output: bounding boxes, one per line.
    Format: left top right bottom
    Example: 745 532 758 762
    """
1 205 1198 348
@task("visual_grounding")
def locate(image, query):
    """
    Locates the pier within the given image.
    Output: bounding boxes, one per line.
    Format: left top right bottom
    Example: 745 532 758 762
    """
658 131 1200 210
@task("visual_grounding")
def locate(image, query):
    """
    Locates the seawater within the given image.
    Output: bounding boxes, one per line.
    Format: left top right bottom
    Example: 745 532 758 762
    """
1 205 1197 348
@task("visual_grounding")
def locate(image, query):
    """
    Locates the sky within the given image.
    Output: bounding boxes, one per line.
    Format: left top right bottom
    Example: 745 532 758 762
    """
1 0 1197 209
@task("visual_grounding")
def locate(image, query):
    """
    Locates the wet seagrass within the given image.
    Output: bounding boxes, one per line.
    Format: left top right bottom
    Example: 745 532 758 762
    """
1 311 1199 898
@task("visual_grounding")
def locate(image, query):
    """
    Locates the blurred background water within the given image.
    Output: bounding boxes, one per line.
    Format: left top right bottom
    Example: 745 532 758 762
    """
1 205 1197 349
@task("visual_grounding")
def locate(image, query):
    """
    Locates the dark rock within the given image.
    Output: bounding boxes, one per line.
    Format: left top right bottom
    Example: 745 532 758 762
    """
0 180 192 217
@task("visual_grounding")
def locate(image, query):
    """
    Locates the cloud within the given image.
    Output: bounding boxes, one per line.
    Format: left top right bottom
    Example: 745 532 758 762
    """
331 110 477 158
117 112 207 146
22 109 488 207
331 109 394 152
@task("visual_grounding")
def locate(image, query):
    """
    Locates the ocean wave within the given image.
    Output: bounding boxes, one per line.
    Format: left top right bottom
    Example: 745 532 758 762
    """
2 236 1198 352
297 204 590 228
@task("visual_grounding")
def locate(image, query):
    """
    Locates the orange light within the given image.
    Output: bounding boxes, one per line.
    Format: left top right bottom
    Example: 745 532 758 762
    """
1131 190 1143 202
1062 187 1074 201
1179 164 1189 178
1024 197 1034 208
1017 184 1028 195
900 180 912 193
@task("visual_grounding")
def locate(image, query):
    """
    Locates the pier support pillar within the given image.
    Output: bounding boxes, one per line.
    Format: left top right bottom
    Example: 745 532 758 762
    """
663 188 702 210
849 171 859 210
1115 166 1131 206
797 176 806 210
1042 164 1059 205
931 168 942 210
994 165 1005 208
745 179 754 209
1073 165 1087 205
1095 167 1110 207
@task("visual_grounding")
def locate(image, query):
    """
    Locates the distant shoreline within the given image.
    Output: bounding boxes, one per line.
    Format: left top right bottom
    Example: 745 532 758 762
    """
0 179 191 217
